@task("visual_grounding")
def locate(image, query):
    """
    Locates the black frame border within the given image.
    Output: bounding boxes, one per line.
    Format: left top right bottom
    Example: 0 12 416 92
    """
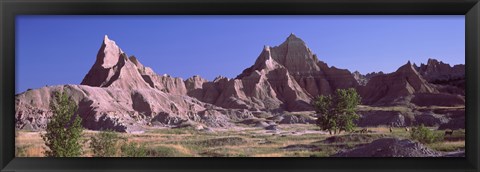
1 0 479 172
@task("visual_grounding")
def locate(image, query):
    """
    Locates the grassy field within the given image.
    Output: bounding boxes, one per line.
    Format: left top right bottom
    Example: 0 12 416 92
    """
15 124 465 157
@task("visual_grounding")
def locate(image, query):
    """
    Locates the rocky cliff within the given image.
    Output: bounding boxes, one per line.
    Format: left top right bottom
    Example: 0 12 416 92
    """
15 34 465 132
186 34 359 111
16 35 254 132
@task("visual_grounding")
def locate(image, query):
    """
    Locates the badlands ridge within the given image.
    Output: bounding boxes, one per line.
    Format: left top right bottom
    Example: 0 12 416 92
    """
15 34 465 133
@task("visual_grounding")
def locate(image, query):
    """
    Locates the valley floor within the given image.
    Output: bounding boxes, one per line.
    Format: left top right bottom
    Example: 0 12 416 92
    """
15 124 465 157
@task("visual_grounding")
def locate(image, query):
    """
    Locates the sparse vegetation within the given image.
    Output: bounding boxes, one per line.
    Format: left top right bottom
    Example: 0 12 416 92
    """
120 142 148 157
146 146 182 157
15 145 28 157
428 141 465 152
90 130 123 157
16 122 465 157
193 137 247 147
410 124 443 144
312 88 361 134
41 88 84 157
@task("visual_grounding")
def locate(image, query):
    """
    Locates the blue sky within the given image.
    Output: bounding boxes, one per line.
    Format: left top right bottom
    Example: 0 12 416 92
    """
16 15 465 93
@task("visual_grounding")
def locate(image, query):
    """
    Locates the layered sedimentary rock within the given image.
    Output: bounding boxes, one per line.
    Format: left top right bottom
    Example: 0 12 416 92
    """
352 71 384 86
186 34 358 111
15 36 252 132
15 34 466 132
130 56 187 95
416 59 465 95
416 58 465 82
359 60 465 106
16 85 200 132
81 35 152 90
81 35 187 95
359 61 438 105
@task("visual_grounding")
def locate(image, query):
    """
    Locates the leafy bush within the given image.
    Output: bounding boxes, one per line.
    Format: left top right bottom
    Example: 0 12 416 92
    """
410 124 443 144
41 88 83 157
90 130 122 157
120 142 147 157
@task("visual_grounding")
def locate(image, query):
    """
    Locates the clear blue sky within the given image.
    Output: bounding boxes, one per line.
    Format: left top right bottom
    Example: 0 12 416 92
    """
16 15 464 93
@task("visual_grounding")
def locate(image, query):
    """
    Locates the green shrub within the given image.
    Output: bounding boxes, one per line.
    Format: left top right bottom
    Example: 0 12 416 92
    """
41 88 83 157
120 142 147 157
410 124 443 144
90 130 122 157
15 145 28 157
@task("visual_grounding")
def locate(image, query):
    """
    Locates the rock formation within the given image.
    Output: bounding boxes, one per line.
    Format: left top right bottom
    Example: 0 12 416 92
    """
130 55 187 95
81 35 152 90
352 71 383 86
15 34 465 132
416 58 465 83
15 36 253 132
332 138 441 157
416 59 465 96
186 34 359 111
359 61 438 105
81 35 187 95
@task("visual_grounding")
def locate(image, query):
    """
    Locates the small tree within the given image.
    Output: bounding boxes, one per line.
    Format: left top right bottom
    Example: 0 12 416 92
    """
42 88 83 157
410 124 443 144
312 88 361 135
90 130 122 157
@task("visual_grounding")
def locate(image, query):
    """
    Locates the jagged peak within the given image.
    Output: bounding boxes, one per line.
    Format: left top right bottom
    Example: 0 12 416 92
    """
287 33 298 39
102 35 121 51
96 35 126 69
104 35 110 42
366 71 384 75
427 58 440 65
426 58 452 67
283 33 305 45
186 75 207 81
263 45 270 51
396 60 421 75
413 63 418 68
214 75 228 82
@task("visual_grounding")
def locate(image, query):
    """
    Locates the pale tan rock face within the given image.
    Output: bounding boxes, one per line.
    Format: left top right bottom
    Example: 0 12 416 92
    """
270 34 321 73
16 36 243 132
81 35 151 90
99 35 122 68
130 55 187 95
188 34 359 111
15 34 465 132
81 35 188 95
359 61 438 105
15 84 245 132
185 75 207 91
